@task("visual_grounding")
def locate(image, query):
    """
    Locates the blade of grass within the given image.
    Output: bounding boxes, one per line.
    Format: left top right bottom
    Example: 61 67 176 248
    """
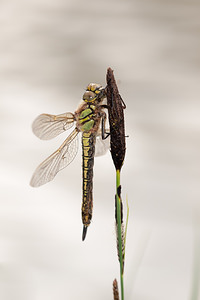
124 195 129 259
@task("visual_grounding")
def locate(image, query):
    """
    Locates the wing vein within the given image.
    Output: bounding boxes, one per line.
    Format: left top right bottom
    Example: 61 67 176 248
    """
30 128 79 187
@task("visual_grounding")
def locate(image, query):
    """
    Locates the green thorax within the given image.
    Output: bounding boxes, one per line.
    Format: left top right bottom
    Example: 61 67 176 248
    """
79 105 96 132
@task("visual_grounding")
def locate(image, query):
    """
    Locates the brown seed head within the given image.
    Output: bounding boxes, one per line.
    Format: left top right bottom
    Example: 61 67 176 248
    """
113 279 120 300
106 67 126 171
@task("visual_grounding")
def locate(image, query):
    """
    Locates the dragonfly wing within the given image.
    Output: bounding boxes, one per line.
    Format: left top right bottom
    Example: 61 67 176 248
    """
30 128 79 187
95 133 110 157
32 112 75 140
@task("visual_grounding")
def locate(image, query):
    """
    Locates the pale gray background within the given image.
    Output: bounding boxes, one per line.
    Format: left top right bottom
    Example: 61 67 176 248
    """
0 0 200 299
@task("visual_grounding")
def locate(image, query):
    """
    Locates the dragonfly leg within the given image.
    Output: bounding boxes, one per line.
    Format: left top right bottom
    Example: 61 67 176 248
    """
119 94 126 109
100 104 109 109
101 111 110 140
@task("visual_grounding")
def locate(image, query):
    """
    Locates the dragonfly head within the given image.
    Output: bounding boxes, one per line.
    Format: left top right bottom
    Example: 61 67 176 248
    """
83 83 105 104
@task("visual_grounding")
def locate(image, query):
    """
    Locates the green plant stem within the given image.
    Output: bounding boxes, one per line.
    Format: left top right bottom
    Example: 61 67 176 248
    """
116 169 124 300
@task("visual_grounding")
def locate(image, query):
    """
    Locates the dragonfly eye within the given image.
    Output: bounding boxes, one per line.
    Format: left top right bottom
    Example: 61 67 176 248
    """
83 91 96 102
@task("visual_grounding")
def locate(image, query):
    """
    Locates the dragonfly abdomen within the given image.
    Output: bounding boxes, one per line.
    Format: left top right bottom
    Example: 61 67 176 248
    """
81 132 96 240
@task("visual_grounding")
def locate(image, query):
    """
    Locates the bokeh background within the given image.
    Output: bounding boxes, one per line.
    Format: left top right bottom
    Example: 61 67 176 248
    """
0 0 200 299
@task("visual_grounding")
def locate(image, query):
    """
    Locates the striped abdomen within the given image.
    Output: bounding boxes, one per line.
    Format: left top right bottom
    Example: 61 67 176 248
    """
81 132 96 240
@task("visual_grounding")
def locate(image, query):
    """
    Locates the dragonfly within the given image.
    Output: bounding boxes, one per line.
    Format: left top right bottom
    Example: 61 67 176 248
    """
30 83 109 240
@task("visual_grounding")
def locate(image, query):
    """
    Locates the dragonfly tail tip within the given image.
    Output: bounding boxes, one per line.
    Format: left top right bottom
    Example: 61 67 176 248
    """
82 226 88 241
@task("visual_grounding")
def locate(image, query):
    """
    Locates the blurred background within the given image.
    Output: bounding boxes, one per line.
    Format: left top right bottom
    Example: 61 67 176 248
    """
0 0 200 299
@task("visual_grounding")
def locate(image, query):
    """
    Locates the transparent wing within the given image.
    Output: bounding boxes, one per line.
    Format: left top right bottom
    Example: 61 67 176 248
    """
30 128 79 187
95 132 110 157
32 112 75 140
101 98 107 106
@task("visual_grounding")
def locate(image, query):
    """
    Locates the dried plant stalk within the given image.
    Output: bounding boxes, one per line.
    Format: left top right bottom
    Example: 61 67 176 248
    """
106 67 126 171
